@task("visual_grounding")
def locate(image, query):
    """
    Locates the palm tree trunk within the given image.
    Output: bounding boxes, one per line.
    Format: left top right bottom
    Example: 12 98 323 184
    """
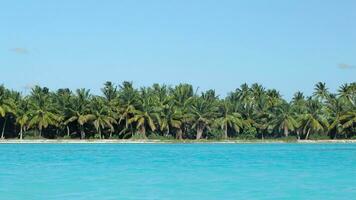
80 125 85 139
98 128 102 139
182 125 187 139
223 124 228 139
39 128 42 138
284 126 289 137
176 128 183 140
165 126 170 137
296 129 300 140
1 116 8 139
130 124 134 137
66 126 70 137
141 126 147 139
305 129 311 140
81 130 85 139
196 126 203 140
19 127 23 140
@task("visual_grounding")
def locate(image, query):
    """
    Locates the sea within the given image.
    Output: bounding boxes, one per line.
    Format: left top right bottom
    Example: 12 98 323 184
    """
0 143 355 199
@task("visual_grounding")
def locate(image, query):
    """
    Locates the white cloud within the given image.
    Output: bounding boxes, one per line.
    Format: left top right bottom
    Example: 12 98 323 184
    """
338 63 355 69
9 48 29 54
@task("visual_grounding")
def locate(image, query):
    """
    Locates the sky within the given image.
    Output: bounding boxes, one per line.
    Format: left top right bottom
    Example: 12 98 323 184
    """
1 0 355 99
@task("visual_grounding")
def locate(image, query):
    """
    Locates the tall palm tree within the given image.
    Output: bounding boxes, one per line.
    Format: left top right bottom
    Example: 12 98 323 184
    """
190 94 217 139
159 102 184 139
215 100 246 139
338 83 356 106
27 87 60 137
266 89 282 107
313 82 329 101
339 111 355 133
300 99 329 139
337 83 356 137
253 96 271 139
128 96 160 138
117 82 140 137
326 95 346 139
16 113 28 140
170 84 195 138
291 92 307 139
15 98 29 139
251 83 266 103
0 86 16 139
101 81 118 102
235 83 251 103
269 103 298 137
64 89 93 139
171 84 194 106
90 97 117 139
151 85 170 136
54 88 73 137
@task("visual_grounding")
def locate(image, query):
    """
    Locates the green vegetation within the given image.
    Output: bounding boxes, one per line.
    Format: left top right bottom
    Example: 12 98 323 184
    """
0 82 355 140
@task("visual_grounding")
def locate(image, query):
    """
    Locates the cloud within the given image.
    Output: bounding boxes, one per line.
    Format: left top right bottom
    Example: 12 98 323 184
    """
23 83 38 90
338 63 355 69
9 48 29 54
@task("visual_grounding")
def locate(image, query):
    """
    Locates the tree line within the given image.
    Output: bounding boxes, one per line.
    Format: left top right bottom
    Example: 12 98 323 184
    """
0 81 355 140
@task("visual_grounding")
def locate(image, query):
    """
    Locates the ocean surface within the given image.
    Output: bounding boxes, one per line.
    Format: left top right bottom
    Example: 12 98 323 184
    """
0 144 355 200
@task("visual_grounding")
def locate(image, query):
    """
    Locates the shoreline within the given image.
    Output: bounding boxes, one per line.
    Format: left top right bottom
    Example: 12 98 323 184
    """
1 139 356 144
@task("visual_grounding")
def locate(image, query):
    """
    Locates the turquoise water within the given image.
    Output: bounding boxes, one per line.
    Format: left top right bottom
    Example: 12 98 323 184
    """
0 144 355 200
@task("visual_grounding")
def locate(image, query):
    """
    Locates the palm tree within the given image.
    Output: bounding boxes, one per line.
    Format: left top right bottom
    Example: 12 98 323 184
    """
326 95 346 139
0 85 16 139
101 81 118 102
291 92 307 139
27 86 60 137
170 84 195 139
337 83 356 137
266 89 282 107
128 95 160 138
313 82 329 101
171 84 194 106
234 83 251 104
54 88 73 137
64 89 93 139
148 84 171 136
253 96 271 139
159 102 184 139
251 83 266 103
117 82 140 137
300 99 329 139
16 113 28 140
190 93 217 139
0 86 14 117
339 111 355 133
28 105 59 137
269 103 298 137
16 98 29 139
90 97 117 139
0 82 355 140
215 100 246 139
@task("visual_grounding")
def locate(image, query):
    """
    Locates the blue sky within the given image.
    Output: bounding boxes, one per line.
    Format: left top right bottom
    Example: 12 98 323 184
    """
1 0 355 98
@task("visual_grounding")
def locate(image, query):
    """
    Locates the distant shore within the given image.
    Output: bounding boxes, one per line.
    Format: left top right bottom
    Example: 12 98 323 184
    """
1 139 356 144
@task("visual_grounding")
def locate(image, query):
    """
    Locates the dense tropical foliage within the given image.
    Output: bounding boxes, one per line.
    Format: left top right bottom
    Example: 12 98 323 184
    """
0 82 355 140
